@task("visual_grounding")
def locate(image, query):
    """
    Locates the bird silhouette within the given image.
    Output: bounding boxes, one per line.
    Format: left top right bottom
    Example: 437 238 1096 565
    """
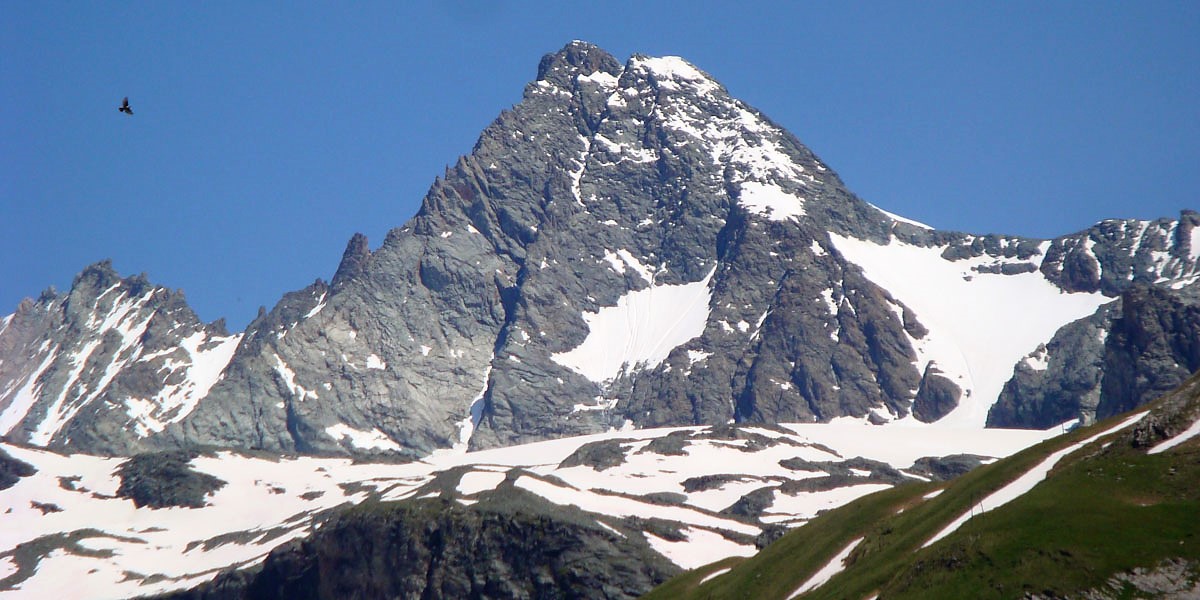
118 97 133 115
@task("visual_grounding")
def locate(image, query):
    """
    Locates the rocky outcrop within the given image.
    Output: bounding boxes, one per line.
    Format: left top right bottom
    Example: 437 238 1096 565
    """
115 451 226 509
1040 212 1200 295
988 307 1114 428
913 363 961 423
1097 285 1200 420
988 282 1200 429
0 447 35 491
158 489 679 600
1076 559 1200 600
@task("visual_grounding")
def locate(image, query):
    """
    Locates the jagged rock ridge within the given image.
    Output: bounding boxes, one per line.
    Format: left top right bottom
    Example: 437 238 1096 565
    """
1 42 1198 457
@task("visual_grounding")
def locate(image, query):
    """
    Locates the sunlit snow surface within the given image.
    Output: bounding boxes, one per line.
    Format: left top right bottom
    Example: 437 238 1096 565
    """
551 267 716 383
0 423 1057 598
829 233 1111 427
788 536 864 599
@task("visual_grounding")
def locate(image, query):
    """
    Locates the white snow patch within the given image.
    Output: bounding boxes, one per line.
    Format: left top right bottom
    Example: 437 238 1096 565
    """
32 292 155 445
570 134 590 206
634 56 719 95
514 475 757 536
0 348 57 435
303 294 327 319
551 268 715 383
788 537 864 598
763 484 892 523
419 345 431 356
738 181 805 222
125 332 241 437
699 567 732 584
456 470 507 496
447 361 493 453
820 289 839 317
576 70 619 88
829 233 1110 427
0 555 15 580
871 203 934 229
1022 345 1050 372
687 350 711 365
572 396 618 413
923 411 1148 548
602 250 627 275
365 354 386 370
593 133 657 164
644 527 756 570
271 352 318 402
324 423 401 452
614 249 655 284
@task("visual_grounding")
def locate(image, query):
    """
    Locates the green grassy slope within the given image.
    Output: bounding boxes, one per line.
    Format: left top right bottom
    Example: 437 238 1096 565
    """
645 375 1200 599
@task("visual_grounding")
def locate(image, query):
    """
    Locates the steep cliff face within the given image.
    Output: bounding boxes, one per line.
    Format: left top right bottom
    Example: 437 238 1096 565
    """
2 42 1198 457
988 281 1200 429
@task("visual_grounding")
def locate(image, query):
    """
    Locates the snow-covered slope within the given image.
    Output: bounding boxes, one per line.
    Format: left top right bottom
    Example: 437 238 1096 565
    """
828 234 1111 427
0 423 1056 598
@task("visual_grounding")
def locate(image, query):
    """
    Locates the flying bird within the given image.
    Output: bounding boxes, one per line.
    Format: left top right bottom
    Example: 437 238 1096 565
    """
118 97 133 115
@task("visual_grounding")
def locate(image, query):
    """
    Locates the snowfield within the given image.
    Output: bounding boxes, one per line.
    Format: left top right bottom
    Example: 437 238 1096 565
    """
829 233 1112 427
0 422 1058 599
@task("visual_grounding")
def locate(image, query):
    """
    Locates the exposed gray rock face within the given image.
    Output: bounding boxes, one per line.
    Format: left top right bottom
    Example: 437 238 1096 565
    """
0 261 239 454
912 363 961 423
1126 367 1200 451
0 447 34 491
1077 559 1200 600
151 41 932 455
2 42 1198 457
156 490 679 600
988 307 1115 428
1098 284 1200 420
989 282 1200 428
1040 212 1200 295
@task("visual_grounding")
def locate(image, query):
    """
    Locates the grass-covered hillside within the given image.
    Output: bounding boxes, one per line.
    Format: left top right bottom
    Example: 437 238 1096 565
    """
646 373 1200 599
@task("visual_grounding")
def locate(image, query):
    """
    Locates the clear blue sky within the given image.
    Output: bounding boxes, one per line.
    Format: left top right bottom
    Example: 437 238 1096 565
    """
4 1 1198 330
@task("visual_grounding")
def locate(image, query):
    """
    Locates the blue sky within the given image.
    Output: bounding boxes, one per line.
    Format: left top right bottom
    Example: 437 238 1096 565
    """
4 1 1198 330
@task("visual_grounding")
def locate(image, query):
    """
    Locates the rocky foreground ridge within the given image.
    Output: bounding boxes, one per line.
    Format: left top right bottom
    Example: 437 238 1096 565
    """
2 42 1199 458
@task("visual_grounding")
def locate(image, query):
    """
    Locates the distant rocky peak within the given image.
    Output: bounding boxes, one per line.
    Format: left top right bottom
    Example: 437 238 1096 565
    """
71 259 123 293
535 41 622 88
331 232 371 291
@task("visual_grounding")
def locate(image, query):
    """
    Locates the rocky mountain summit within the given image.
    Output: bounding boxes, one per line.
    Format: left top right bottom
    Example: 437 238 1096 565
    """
2 42 1198 458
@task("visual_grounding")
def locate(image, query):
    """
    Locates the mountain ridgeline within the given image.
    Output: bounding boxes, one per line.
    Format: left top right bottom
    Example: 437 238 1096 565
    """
2 42 1199 458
